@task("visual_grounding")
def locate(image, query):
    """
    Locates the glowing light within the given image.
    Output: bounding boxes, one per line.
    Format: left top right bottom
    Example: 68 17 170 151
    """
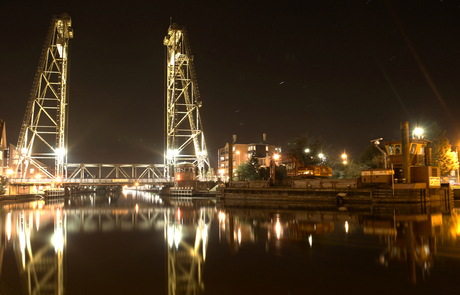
168 226 174 248
308 235 312 248
319 153 324 159
177 207 181 221
6 213 11 240
55 148 66 157
305 148 310 153
174 227 181 249
275 219 281 239
238 228 242 244
52 230 64 253
36 211 40 231
274 154 280 160
202 224 208 260
35 173 41 179
135 204 139 213
413 128 424 138
345 221 349 233
167 149 179 159
218 211 226 223
7 169 13 176
236 150 240 155
19 220 26 268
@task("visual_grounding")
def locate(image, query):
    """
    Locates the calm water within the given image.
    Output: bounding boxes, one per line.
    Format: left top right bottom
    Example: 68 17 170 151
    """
1 190 460 295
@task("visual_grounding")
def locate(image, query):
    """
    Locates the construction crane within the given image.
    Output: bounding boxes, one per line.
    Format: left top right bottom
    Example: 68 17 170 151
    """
163 23 210 180
15 13 73 180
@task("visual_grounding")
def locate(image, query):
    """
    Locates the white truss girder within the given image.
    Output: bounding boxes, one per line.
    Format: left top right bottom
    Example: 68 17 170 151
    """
15 14 73 179
163 23 210 179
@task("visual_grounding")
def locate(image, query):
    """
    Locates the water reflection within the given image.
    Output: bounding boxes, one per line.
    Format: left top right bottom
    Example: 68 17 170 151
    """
0 193 459 294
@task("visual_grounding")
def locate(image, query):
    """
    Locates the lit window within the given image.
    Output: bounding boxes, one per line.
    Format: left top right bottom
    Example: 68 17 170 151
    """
388 146 394 155
419 146 425 155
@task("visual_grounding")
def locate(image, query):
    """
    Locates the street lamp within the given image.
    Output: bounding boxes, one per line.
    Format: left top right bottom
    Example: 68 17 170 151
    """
305 148 310 153
342 153 347 164
413 128 423 139
318 153 325 162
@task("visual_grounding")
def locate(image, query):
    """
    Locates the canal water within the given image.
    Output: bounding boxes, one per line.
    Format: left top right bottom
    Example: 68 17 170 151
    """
1 190 460 295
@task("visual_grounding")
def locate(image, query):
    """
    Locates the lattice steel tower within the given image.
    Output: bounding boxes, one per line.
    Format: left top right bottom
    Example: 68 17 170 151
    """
163 23 210 179
15 14 73 179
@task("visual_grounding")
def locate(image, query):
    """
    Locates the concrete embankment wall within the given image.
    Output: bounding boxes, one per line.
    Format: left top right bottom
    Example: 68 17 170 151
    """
220 179 453 206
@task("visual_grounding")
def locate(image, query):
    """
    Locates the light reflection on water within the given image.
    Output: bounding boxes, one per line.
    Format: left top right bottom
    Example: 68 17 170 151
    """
1 192 460 294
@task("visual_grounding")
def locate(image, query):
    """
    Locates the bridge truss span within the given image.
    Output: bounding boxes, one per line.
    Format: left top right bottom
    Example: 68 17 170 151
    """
65 163 168 184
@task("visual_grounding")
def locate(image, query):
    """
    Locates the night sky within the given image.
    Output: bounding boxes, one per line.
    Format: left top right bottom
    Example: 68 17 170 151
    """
1 1 459 169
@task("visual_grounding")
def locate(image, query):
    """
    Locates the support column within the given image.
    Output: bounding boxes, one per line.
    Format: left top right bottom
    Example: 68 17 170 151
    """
228 143 233 184
401 121 411 183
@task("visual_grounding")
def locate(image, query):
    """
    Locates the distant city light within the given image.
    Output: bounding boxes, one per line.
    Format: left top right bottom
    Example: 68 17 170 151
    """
305 148 310 153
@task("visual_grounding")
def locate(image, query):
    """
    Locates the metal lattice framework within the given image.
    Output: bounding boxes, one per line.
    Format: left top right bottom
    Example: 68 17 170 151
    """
166 206 212 295
163 23 210 179
15 13 73 179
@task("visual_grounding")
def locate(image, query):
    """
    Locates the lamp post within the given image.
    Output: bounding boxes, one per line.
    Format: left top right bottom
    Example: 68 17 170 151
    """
270 154 280 185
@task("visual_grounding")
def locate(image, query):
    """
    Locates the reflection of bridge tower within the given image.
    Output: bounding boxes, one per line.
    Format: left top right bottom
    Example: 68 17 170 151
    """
165 206 213 295
1 204 65 294
15 14 74 179
163 23 210 180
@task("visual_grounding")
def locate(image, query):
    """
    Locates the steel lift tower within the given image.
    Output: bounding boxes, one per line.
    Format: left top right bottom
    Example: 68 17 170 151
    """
163 23 210 180
15 14 73 179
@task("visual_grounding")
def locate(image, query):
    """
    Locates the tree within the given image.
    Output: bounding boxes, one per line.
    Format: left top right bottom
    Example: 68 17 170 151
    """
288 133 328 166
235 156 261 180
430 122 459 175
359 144 386 169
334 160 365 179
